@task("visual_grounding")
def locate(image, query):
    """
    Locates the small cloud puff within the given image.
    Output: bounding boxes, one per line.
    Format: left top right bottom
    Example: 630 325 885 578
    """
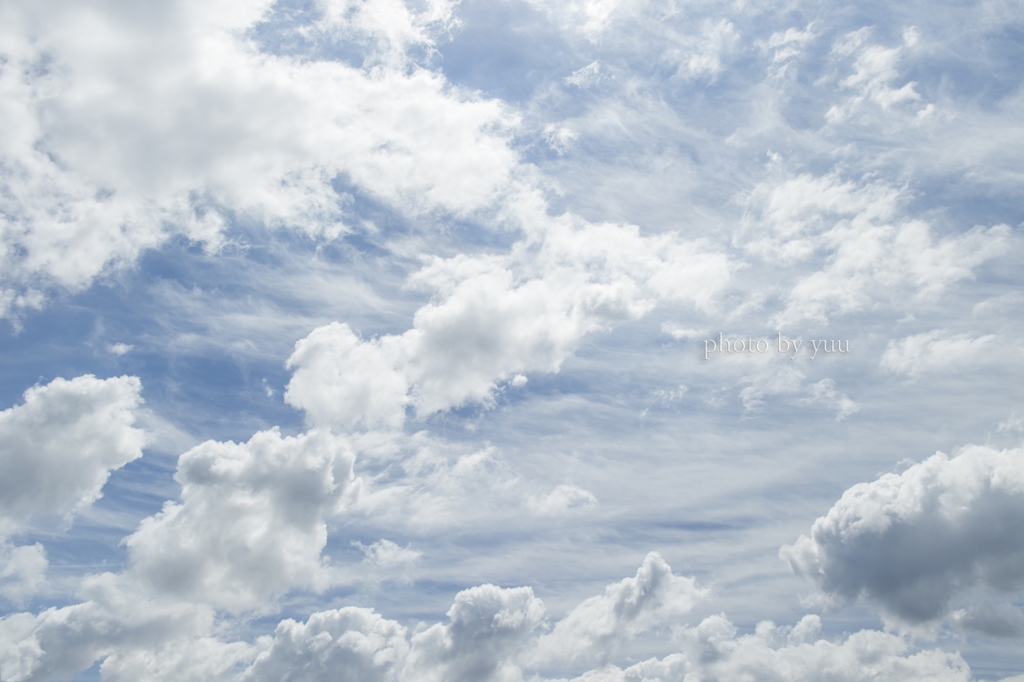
528 484 597 516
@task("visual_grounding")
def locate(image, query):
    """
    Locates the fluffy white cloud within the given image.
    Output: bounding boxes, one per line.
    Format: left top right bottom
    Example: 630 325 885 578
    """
529 552 708 667
0 374 145 534
286 201 733 424
880 329 997 379
404 583 544 682
781 444 1024 623
0 543 46 606
0 573 243 682
0 0 517 314
243 607 409 682
744 172 1010 326
285 323 410 430
125 428 357 613
241 584 546 682
563 614 971 682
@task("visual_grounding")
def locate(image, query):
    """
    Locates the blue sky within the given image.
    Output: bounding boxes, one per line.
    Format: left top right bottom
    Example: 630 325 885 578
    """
1 0 1023 680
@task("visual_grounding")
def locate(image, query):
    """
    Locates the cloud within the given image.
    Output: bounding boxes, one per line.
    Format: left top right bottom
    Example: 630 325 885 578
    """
0 543 46 606
0 0 517 314
242 607 409 682
286 202 733 424
0 573 243 682
354 539 422 569
404 584 544 682
0 374 146 534
528 484 597 516
950 602 1024 637
124 428 357 613
781 444 1024 623
570 613 971 682
285 323 410 430
744 172 1010 326
880 329 997 379
107 343 135 356
529 551 708 667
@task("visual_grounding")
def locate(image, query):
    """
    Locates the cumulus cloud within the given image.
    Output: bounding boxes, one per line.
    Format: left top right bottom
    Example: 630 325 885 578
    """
286 201 733 424
243 607 409 682
880 329 997 379
529 551 708 667
0 573 245 682
0 374 146 534
567 613 971 682
0 543 46 606
405 584 545 682
125 428 357 613
781 444 1024 623
0 0 517 314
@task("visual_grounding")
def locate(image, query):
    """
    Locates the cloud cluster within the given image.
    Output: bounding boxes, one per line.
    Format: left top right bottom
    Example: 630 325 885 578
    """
782 444 1024 624
0 0 516 314
744 172 1010 326
569 614 971 682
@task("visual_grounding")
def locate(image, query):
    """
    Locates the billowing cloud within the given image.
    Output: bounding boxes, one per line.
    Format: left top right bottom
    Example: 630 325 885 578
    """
0 573 243 682
0 374 145 534
404 584 545 682
567 613 971 682
529 551 708 667
125 428 357 613
0 0 516 314
243 607 409 682
781 444 1024 623
286 204 733 424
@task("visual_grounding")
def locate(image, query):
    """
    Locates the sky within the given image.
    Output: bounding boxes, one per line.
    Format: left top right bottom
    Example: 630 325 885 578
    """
1 0 1023 680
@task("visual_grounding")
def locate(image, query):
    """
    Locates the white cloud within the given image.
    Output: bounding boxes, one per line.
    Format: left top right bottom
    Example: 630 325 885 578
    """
804 378 859 421
124 428 357 613
107 343 135 356
0 0 518 314
528 484 597 516
285 322 410 430
677 19 738 79
745 172 1010 326
404 583 544 682
242 607 409 682
569 613 971 682
354 539 423 569
826 28 925 123
0 573 243 682
0 375 145 534
781 444 1024 623
286 203 732 423
0 543 46 606
880 329 997 379
566 61 603 88
528 551 708 667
